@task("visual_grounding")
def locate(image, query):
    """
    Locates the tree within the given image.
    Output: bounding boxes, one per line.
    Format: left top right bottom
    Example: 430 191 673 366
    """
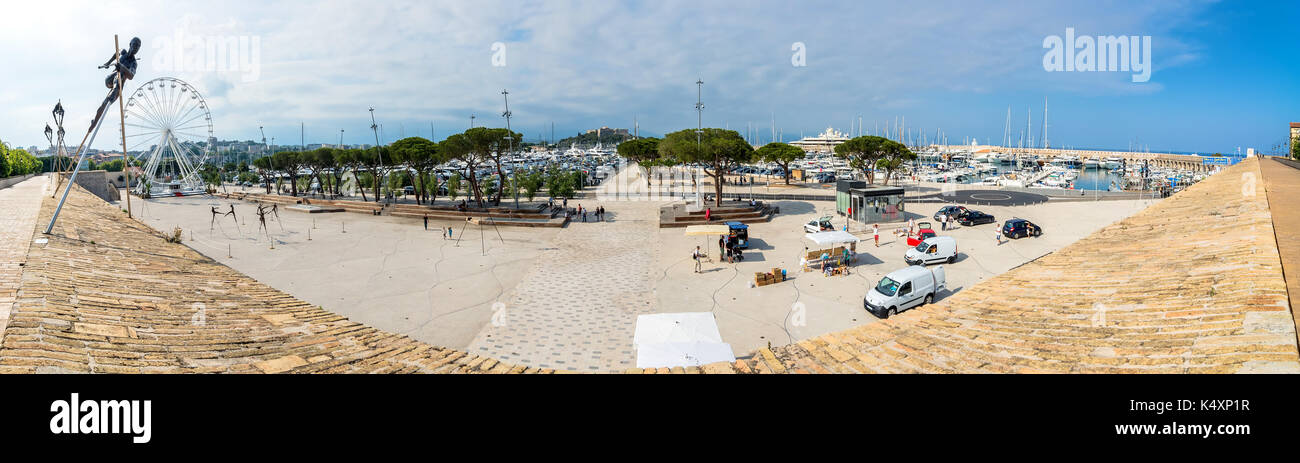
303 148 336 198
390 137 443 205
271 151 306 196
251 156 275 193
447 173 462 201
616 137 663 186
834 136 901 184
456 127 521 205
520 169 544 202
0 142 9 177
756 142 804 185
359 146 391 202
1292 138 1299 160
440 132 491 207
658 128 753 206
875 141 916 186
334 149 367 201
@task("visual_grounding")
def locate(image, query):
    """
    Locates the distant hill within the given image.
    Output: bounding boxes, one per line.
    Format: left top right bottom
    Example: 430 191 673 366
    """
555 130 636 148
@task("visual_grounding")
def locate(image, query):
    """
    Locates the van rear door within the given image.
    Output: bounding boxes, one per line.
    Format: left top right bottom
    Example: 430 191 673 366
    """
930 266 947 292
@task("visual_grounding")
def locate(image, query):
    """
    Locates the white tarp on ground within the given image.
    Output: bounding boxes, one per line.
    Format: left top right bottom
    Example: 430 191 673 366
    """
804 230 861 246
634 313 734 368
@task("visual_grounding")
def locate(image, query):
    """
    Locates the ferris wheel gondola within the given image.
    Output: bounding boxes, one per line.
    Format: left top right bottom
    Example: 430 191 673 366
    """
122 77 214 196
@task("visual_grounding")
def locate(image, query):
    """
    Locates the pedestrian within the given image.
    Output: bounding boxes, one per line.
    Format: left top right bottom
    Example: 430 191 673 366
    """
693 246 703 273
563 197 567 209
448 226 453 239
705 207 711 222
995 229 1001 245
908 218 915 235
719 236 725 257
873 223 879 247
582 210 587 222
941 213 948 231
423 215 428 231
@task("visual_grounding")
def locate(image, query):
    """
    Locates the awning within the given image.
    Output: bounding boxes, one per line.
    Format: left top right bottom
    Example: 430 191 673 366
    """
634 313 735 369
684 225 730 236
805 230 861 246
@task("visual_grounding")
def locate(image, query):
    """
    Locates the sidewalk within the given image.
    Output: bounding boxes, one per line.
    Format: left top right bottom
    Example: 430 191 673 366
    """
1260 157 1300 341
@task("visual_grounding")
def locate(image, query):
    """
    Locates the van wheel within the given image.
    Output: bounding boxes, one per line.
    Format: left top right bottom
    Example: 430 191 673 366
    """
924 294 933 305
948 255 956 264
881 307 896 319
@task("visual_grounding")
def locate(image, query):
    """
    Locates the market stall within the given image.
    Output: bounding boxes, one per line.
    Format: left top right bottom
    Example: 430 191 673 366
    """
803 230 861 274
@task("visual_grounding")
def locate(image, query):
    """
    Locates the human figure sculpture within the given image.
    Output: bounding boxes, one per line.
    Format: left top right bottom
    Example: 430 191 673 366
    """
90 37 141 132
255 204 270 236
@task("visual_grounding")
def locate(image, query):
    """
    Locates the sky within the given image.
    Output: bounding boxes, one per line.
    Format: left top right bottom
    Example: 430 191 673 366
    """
1 0 1297 155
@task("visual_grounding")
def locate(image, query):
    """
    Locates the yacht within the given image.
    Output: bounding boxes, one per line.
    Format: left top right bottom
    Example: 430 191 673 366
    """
1082 158 1101 169
1105 156 1124 169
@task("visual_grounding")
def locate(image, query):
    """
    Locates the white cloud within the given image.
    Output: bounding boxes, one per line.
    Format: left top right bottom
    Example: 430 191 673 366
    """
0 0 1213 149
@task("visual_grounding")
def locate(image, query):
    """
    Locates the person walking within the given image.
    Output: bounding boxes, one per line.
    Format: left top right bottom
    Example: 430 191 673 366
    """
423 215 428 231
705 207 712 222
719 236 726 258
873 223 880 247
447 226 453 239
995 229 1002 245
908 218 915 235
693 246 703 273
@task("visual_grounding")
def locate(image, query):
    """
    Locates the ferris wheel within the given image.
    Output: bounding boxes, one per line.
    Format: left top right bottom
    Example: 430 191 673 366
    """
122 77 214 196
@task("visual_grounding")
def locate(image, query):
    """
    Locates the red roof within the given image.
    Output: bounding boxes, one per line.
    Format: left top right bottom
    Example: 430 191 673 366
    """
1292 122 1300 128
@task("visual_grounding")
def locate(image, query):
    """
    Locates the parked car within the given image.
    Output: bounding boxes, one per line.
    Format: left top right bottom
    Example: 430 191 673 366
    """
906 222 937 247
1002 219 1042 239
933 205 970 221
905 236 958 266
863 265 947 319
958 210 996 226
803 216 835 233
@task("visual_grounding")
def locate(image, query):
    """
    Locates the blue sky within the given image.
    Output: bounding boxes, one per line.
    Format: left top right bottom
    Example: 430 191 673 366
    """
1 0 1296 155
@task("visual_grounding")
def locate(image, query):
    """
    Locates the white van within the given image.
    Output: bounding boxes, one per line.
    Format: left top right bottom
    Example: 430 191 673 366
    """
864 265 947 319
904 236 957 266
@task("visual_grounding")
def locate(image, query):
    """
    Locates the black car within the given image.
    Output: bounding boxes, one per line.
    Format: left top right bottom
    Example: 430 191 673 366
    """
1002 219 1042 239
959 210 996 226
933 205 969 221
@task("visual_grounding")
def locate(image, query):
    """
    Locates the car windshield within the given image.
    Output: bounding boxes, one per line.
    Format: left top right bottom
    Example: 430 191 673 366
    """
875 277 900 297
914 241 930 252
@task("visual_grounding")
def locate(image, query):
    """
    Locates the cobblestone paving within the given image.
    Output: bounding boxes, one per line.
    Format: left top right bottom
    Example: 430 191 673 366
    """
0 176 47 342
465 207 658 371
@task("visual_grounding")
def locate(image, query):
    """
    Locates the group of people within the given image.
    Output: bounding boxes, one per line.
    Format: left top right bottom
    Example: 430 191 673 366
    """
718 235 744 263
575 204 607 222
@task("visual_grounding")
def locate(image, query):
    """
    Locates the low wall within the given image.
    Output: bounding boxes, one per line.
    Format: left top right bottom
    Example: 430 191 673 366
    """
56 170 120 203
0 173 35 190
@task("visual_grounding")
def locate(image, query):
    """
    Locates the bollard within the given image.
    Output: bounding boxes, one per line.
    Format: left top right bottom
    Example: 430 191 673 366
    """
228 243 232 258
342 221 346 233
308 227 312 241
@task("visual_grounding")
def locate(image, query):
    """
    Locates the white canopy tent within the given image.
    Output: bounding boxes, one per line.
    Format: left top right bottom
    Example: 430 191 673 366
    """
804 230 861 246
634 313 735 369
684 225 730 236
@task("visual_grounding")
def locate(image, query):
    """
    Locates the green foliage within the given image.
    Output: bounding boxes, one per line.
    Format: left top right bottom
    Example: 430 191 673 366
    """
833 136 911 184
447 173 462 201
1292 138 1299 160
0 142 40 178
520 169 544 202
658 128 752 205
617 137 663 165
756 142 804 184
556 129 633 148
